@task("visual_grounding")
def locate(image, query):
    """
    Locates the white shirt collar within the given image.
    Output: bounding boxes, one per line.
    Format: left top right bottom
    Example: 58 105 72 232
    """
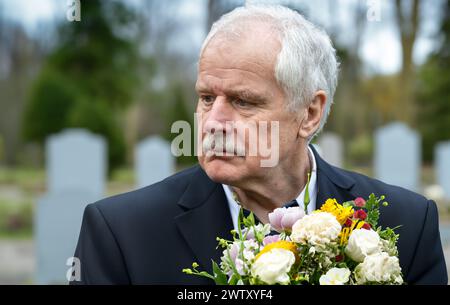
223 146 318 231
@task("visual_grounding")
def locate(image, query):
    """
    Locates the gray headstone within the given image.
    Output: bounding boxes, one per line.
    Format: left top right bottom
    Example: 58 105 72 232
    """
47 129 106 197
374 122 421 191
35 192 99 284
135 136 175 188
317 132 343 167
435 141 450 200
36 128 106 284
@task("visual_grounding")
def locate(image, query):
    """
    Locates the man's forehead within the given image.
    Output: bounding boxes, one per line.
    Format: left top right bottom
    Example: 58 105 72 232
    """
200 21 281 69
197 43 279 93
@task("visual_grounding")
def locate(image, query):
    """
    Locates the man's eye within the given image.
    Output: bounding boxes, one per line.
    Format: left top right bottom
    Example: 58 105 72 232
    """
233 99 250 108
201 95 215 105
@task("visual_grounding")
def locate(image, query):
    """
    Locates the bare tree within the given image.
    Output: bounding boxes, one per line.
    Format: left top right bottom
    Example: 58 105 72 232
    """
395 0 420 82
0 22 46 165
394 0 421 123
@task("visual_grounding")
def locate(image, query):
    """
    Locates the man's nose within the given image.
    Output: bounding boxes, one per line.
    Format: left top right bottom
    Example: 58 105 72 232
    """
203 96 234 133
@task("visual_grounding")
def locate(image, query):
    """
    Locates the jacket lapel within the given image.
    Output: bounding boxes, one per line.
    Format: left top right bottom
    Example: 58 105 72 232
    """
174 166 233 274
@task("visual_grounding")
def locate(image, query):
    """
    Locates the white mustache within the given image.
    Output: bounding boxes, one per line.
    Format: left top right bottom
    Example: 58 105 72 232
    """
202 132 245 157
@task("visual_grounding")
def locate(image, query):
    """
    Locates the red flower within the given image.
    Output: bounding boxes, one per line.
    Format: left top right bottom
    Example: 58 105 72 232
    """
353 209 367 220
361 223 371 230
335 255 343 262
344 218 353 227
354 197 366 207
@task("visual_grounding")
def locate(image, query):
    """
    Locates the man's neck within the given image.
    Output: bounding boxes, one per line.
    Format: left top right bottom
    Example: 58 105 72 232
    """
230 146 311 223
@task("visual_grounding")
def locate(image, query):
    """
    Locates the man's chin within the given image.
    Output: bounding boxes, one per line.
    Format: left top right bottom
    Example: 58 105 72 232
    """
200 157 244 184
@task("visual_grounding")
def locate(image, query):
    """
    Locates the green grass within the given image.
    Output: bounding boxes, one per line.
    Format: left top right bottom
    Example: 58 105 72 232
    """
421 164 437 186
0 198 34 240
110 167 135 185
0 167 40 239
347 165 373 178
0 167 44 184
0 229 33 240
0 167 46 194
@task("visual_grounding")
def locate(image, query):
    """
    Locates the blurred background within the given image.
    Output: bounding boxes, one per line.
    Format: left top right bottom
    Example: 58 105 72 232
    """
0 0 449 284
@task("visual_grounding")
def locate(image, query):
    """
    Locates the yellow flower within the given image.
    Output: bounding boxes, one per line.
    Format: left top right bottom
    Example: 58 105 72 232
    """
320 198 354 225
255 241 298 262
339 219 368 245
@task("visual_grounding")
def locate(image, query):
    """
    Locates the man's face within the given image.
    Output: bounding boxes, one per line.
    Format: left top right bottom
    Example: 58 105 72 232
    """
196 23 303 185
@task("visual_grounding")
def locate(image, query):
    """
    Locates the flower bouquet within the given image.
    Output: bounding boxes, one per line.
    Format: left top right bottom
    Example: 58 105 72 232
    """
183 194 404 285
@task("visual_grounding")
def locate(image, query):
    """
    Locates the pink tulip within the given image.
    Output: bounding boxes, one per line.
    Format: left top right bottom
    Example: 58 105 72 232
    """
263 234 280 246
268 208 284 232
268 207 305 233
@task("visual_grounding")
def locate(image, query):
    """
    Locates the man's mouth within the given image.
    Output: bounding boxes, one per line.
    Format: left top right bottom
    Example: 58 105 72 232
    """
202 133 245 157
206 146 237 157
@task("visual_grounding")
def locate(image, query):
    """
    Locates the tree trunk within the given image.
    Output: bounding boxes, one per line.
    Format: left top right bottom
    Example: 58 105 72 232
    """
394 0 420 125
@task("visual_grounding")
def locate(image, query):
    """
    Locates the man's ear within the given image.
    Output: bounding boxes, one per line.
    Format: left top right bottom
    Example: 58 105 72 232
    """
298 90 327 139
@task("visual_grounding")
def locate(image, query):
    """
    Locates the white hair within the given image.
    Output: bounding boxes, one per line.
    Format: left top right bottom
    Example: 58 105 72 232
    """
200 4 339 138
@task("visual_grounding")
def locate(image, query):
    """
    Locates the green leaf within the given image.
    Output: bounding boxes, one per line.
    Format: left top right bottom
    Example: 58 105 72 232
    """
243 212 255 227
212 260 228 285
198 271 215 280
237 208 244 239
228 274 240 285
303 172 311 214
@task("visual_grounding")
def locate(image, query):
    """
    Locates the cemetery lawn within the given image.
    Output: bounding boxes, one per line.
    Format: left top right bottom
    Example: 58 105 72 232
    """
0 198 33 239
0 167 42 240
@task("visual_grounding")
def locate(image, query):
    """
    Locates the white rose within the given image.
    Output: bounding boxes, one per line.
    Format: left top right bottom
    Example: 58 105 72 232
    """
319 267 351 285
345 229 381 262
354 252 403 284
251 248 295 285
291 212 341 247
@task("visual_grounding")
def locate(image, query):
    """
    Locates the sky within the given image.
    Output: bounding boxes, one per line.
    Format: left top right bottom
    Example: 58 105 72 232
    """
0 0 444 75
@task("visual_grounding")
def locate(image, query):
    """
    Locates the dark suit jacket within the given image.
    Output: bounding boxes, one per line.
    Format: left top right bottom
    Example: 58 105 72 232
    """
71 146 448 285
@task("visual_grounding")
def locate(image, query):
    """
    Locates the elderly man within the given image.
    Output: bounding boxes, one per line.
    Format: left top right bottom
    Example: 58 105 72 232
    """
71 5 447 284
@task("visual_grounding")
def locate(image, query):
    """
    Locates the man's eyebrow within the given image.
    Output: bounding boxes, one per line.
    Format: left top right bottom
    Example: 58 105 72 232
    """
195 84 266 102
225 89 266 102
